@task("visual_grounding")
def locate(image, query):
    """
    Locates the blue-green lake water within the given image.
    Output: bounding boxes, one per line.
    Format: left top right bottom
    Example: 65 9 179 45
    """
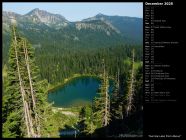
48 77 113 107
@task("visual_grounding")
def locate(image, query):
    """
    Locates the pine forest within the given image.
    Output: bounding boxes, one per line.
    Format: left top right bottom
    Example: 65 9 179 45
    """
2 4 143 138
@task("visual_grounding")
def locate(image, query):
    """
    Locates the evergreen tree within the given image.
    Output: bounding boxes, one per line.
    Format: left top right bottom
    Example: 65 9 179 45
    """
2 23 52 138
3 24 25 137
93 59 111 128
77 106 87 136
110 68 124 120
125 49 135 116
77 105 96 137
134 64 143 112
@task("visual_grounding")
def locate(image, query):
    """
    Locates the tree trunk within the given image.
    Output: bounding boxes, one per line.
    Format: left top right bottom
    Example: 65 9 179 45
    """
12 26 37 137
23 40 40 137
12 26 32 137
126 49 135 116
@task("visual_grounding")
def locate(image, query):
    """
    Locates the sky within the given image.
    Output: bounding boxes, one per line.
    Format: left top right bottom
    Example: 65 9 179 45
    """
3 2 143 22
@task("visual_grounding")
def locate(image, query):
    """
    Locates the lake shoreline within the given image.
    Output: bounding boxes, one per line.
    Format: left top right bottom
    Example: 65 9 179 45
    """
47 73 102 93
47 73 115 108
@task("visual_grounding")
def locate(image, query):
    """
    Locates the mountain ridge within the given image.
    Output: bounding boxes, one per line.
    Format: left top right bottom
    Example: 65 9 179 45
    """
3 8 142 52
3 8 142 22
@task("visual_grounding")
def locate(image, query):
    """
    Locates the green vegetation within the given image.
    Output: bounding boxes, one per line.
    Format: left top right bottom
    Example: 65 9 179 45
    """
2 24 143 138
45 109 79 137
92 59 111 128
2 25 52 137
3 10 143 65
33 43 142 85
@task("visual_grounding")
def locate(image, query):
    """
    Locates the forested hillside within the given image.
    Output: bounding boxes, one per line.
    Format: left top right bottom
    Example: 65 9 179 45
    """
3 9 142 65
2 8 143 138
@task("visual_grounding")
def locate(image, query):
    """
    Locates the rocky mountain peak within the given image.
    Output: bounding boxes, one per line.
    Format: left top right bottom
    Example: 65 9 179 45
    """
95 13 105 17
25 8 68 25
26 8 47 17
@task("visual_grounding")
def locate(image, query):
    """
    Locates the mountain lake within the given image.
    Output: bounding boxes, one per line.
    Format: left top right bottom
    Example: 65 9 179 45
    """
48 76 114 107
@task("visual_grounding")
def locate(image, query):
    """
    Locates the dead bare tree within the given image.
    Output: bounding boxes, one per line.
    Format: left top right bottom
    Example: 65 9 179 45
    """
102 59 110 127
23 39 41 137
126 49 135 117
12 25 40 138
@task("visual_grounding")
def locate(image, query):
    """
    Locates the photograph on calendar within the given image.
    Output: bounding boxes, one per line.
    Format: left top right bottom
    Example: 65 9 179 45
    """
2 2 143 138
